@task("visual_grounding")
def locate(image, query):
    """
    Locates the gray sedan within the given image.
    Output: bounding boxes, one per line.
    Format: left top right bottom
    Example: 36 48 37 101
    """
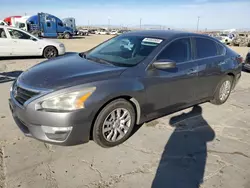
9 30 242 147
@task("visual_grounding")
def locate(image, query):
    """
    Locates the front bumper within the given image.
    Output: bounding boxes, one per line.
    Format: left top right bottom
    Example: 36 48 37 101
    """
58 46 66 56
9 96 94 146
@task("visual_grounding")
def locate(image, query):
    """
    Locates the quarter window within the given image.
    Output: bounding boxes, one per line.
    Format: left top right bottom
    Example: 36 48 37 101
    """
195 38 217 59
217 43 226 56
157 38 191 63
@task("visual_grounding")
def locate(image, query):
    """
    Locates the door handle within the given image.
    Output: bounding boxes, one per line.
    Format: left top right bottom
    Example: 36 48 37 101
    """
187 69 198 75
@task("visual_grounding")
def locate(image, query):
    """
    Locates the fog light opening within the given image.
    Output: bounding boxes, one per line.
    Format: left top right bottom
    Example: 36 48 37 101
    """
41 126 72 141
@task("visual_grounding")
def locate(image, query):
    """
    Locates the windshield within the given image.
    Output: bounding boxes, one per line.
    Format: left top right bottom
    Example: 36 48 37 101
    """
86 35 163 66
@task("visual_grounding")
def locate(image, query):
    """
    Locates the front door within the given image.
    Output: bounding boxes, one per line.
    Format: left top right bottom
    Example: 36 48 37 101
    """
7 28 40 56
144 37 198 118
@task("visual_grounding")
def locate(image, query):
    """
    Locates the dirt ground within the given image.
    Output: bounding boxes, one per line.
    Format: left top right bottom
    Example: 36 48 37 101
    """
0 35 250 188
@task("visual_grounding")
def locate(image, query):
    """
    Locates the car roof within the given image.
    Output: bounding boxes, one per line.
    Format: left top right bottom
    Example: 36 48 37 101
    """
122 30 212 40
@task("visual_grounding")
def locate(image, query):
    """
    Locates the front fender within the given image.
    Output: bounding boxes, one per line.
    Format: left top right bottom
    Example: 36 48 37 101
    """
85 78 146 124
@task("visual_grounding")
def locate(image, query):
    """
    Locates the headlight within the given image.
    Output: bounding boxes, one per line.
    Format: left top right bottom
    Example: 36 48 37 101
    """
40 87 96 111
59 44 64 48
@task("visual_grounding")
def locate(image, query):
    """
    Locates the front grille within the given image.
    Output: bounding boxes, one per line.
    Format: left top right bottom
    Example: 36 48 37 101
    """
14 86 40 105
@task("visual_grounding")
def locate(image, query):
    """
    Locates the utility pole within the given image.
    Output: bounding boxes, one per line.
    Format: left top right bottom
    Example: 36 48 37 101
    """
196 16 200 32
140 18 142 29
108 18 110 30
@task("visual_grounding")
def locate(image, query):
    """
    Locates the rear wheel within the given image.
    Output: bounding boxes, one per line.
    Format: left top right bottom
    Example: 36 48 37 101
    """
43 46 58 59
92 99 136 148
211 75 233 105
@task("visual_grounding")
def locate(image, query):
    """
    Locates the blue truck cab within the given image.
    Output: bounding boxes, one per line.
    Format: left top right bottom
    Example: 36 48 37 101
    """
27 13 73 39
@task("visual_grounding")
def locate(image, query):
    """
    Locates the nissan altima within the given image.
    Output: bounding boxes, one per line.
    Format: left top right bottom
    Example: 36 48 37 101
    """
9 30 242 147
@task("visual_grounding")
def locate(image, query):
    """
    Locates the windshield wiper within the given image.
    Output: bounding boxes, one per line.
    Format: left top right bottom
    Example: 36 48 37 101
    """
86 56 114 66
79 52 87 58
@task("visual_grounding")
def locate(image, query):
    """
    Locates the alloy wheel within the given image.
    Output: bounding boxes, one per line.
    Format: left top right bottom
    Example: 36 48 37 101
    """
102 108 131 142
219 80 231 101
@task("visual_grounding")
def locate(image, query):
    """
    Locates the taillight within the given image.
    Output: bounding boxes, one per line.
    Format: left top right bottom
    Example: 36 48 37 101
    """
236 56 243 64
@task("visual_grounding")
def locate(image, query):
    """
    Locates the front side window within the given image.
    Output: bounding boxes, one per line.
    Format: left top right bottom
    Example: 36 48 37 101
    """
7 29 31 39
47 22 51 27
86 36 163 66
195 38 217 59
0 28 7 38
157 38 191 63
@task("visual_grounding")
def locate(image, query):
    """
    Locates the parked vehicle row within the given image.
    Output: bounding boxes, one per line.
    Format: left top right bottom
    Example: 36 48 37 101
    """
0 25 65 58
3 13 76 39
232 33 250 47
8 30 242 148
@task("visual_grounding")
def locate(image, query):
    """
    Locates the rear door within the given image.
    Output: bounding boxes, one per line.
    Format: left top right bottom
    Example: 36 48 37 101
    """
0 27 13 56
192 37 226 99
7 28 41 56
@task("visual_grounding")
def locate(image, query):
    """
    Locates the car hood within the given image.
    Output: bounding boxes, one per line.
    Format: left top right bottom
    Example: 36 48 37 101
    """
18 53 127 90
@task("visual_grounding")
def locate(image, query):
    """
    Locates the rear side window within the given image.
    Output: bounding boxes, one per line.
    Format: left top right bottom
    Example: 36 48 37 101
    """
157 38 191 63
0 28 7 38
195 38 217 59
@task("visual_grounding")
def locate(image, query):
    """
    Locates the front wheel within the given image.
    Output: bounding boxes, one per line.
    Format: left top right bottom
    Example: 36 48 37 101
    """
211 75 233 105
43 46 58 59
92 99 136 148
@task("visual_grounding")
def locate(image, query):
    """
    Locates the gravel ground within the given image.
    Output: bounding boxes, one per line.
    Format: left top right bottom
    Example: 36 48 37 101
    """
0 35 250 188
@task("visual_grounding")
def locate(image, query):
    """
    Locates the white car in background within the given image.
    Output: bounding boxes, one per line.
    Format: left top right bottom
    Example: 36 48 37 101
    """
110 30 118 35
0 26 65 59
219 33 235 45
95 29 109 35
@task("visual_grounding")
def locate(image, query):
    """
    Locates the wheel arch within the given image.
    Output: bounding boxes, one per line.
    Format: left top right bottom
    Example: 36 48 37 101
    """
214 72 235 96
89 96 142 139
42 45 58 57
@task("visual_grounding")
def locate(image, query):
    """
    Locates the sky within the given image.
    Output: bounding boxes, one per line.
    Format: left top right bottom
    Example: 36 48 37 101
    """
0 0 249 30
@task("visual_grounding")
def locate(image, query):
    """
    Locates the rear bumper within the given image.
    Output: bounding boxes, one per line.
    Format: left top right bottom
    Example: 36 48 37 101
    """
233 72 241 89
9 95 94 146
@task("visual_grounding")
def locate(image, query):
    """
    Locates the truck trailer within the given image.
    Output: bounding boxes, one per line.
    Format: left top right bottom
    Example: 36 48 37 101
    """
62 17 77 35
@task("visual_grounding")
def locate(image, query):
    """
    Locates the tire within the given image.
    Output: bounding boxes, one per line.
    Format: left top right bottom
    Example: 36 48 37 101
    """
211 75 233 105
64 32 71 39
92 99 136 148
43 46 58 59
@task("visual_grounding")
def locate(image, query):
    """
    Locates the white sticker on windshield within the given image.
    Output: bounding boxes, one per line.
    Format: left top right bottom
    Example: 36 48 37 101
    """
142 38 163 44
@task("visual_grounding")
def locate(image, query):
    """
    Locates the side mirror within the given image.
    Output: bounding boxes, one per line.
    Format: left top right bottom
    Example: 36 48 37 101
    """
152 60 176 70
